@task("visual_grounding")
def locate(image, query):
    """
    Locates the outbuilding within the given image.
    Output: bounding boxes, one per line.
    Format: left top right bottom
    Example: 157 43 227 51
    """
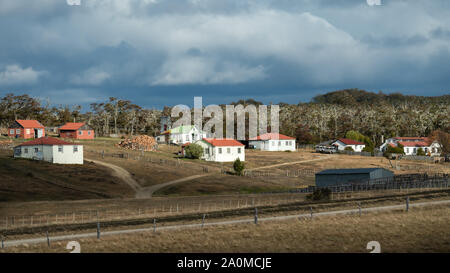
13 136 84 164
195 138 245 162
8 120 45 139
332 138 366 152
248 133 296 151
58 123 95 140
315 168 394 187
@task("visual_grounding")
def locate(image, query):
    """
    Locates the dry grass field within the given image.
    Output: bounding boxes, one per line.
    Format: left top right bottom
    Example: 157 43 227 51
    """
0 150 134 203
2 204 449 253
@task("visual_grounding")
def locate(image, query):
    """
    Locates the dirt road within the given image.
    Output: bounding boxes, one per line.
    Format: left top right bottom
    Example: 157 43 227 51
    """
4 199 449 248
86 159 142 192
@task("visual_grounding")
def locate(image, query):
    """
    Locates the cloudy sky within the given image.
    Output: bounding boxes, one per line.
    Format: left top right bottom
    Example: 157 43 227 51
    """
0 0 449 109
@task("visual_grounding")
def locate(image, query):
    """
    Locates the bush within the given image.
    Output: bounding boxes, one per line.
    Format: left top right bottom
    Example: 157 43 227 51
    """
383 145 405 158
306 188 331 201
233 158 245 176
344 146 354 151
184 144 203 159
416 148 426 156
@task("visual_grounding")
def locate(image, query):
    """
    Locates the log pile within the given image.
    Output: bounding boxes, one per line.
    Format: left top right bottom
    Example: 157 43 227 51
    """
116 135 157 151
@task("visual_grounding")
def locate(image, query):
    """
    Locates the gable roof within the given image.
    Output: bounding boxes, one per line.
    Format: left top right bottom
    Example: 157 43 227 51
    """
16 137 75 147
170 125 197 134
59 122 86 130
316 168 392 175
393 137 428 141
202 138 244 147
336 138 365 145
398 141 429 147
15 120 44 129
249 133 295 141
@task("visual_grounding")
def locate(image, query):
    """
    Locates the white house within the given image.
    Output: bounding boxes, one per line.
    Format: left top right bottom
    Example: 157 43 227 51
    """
379 137 441 156
249 133 296 151
195 138 245 162
13 136 84 164
168 125 208 145
332 138 366 152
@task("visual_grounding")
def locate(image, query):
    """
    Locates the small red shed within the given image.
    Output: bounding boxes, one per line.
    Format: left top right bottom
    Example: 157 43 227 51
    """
58 123 95 140
8 120 45 139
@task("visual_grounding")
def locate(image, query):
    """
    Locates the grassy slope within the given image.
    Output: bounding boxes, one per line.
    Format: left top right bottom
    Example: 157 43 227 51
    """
0 151 134 202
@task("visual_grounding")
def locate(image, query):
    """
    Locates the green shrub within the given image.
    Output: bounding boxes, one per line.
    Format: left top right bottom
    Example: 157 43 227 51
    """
416 148 426 156
184 144 203 159
233 158 245 176
306 188 331 201
344 146 354 151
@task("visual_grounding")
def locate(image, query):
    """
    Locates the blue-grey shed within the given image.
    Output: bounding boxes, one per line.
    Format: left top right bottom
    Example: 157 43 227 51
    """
315 168 394 187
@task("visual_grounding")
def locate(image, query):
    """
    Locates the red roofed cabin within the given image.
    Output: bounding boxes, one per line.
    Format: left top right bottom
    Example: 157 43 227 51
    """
195 138 245 162
59 123 95 140
248 133 296 151
332 138 366 152
8 120 45 139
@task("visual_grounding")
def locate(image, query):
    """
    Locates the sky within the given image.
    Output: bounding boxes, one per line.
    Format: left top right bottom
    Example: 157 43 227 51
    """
0 0 449 109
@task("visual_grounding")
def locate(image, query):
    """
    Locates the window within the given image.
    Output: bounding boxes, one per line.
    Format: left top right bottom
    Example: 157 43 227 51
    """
26 129 30 135
205 148 210 154
88 131 91 135
406 148 409 153
285 141 289 146
238 148 241 154
16 129 21 134
24 148 28 154
34 148 39 153
9 129 14 135
78 131 83 135
218 148 222 154
278 141 281 146
227 148 231 154
413 148 417 153
73 146 78 152
58 146 63 152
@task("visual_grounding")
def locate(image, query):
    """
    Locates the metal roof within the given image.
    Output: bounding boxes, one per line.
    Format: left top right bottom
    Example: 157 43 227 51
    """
316 168 390 175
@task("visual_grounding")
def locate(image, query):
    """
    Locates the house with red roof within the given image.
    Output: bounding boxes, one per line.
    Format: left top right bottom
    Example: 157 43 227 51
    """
13 136 83 164
248 133 296 151
8 120 45 139
194 138 245 162
379 137 441 156
332 138 366 152
58 122 94 140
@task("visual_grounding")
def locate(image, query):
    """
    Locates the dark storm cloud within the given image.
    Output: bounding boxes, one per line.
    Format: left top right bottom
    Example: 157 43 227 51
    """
0 0 449 109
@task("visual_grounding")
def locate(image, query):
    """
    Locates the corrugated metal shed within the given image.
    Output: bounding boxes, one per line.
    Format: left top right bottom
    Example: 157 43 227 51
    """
315 168 394 187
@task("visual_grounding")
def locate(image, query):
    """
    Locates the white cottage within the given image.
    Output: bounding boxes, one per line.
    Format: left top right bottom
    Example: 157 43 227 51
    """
13 137 83 164
169 125 208 145
379 137 441 156
249 133 296 151
195 138 245 162
332 138 366 152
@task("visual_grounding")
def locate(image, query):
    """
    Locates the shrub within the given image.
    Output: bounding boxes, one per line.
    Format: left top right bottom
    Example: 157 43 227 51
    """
344 146 354 151
416 148 426 156
184 144 203 159
233 158 245 176
306 188 331 201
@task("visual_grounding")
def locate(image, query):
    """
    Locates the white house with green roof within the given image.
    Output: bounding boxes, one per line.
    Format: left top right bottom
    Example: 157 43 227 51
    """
169 125 207 145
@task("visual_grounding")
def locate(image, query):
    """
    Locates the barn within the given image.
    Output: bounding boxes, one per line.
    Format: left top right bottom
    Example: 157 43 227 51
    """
315 168 394 187
58 123 95 140
14 136 84 164
8 120 45 139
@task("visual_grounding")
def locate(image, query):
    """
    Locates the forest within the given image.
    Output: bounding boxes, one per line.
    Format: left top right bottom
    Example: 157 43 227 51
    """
0 89 449 150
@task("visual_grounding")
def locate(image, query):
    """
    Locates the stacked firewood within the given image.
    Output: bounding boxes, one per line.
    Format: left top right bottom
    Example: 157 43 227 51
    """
116 135 157 151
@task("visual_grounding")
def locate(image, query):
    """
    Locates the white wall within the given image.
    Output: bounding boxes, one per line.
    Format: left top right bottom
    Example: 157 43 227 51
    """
333 141 365 152
52 145 84 164
170 129 207 144
250 139 296 151
196 141 245 162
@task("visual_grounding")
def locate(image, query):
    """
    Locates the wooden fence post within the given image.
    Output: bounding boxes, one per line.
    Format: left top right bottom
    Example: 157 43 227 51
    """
254 208 258 224
97 222 101 239
310 207 313 219
202 214 206 228
46 231 50 247
358 202 362 217
406 196 409 212
153 219 156 233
